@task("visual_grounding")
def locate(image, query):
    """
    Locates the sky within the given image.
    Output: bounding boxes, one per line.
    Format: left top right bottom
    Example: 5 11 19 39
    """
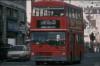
26 1 31 23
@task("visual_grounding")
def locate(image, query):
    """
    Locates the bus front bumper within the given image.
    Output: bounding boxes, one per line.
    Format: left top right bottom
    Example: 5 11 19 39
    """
31 56 68 61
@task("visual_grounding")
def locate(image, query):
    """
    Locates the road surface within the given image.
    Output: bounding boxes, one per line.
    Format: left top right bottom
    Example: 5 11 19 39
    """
1 52 100 66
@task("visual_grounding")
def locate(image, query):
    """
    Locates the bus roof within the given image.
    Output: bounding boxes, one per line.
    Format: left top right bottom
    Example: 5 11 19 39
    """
32 1 82 9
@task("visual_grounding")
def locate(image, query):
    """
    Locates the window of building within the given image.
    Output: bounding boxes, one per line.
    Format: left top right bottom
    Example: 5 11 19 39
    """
84 7 90 14
20 12 25 21
0 5 3 16
97 9 99 14
7 7 12 17
7 20 17 31
0 5 3 33
99 9 100 14
12 9 18 18
6 7 18 18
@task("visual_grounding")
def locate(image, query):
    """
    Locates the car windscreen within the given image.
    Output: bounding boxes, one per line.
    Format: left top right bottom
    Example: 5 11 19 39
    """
9 46 24 51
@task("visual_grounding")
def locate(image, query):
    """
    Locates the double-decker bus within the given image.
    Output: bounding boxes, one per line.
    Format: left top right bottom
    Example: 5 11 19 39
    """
30 0 84 64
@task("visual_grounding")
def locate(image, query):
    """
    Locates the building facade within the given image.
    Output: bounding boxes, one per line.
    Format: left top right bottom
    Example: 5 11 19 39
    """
84 6 100 42
0 0 26 46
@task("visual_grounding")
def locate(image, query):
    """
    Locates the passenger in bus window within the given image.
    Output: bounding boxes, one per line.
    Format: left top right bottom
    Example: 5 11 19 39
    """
60 13 64 16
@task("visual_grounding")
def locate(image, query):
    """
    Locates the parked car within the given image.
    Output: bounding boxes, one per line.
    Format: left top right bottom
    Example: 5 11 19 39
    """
7 45 31 61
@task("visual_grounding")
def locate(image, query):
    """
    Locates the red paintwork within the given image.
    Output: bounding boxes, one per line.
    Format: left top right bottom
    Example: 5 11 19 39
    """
30 16 68 29
30 0 84 61
32 1 81 9
32 1 66 7
31 44 67 56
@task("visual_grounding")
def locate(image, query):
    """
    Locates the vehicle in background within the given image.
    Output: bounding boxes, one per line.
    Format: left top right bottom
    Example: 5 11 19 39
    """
7 45 31 61
29 0 84 64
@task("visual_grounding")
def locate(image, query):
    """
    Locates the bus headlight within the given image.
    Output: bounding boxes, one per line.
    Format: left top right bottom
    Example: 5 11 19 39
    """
32 52 34 56
62 52 66 55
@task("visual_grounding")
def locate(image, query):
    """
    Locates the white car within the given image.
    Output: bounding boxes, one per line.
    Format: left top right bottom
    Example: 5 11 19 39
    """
7 45 31 61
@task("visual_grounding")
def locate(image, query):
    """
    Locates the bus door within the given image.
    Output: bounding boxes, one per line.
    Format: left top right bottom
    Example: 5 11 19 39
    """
69 33 76 62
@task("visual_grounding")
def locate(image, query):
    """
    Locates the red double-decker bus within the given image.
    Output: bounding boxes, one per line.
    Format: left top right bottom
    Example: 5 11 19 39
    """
29 0 84 64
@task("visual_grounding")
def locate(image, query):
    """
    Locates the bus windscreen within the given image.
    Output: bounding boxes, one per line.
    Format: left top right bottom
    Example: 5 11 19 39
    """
30 32 65 46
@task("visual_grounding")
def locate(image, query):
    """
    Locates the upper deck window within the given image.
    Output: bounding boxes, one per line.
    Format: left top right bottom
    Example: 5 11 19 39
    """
32 7 64 16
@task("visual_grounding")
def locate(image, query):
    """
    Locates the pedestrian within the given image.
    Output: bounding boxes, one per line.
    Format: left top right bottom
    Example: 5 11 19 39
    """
94 32 100 53
89 32 95 52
